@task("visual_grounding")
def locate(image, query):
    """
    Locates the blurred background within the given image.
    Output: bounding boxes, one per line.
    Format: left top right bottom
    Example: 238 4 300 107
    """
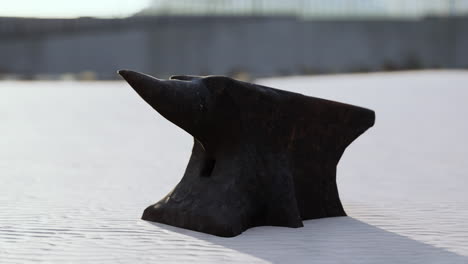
1 0 468 80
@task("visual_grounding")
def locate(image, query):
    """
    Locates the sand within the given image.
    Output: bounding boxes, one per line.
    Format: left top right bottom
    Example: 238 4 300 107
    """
1 70 467 263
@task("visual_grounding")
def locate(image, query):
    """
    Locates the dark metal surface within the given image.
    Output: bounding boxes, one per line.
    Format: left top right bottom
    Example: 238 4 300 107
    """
119 70 375 237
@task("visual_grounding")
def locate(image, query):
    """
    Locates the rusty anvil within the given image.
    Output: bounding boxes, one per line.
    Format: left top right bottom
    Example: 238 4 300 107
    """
119 70 375 237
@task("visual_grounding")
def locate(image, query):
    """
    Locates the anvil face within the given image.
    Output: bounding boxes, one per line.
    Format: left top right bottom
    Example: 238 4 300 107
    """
119 70 375 237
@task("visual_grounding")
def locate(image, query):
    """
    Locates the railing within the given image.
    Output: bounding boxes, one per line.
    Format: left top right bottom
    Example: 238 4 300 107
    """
140 0 468 19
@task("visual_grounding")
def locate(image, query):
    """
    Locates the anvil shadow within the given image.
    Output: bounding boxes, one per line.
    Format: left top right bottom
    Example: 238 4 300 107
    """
148 217 467 263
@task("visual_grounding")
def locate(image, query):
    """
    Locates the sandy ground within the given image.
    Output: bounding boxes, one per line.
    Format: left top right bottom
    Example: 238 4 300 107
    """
0 70 467 263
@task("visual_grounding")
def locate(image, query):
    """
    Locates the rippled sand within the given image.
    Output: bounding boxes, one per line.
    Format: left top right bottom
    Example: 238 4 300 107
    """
1 71 467 263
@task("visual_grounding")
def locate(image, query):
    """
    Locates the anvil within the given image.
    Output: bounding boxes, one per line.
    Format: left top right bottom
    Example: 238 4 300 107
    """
119 70 375 237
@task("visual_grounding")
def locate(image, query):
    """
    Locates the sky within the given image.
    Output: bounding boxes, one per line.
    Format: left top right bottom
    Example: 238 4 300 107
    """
0 0 152 18
1 0 467 18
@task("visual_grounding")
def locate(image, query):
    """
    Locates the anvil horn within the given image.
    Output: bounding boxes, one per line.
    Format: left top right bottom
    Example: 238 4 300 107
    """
118 70 206 138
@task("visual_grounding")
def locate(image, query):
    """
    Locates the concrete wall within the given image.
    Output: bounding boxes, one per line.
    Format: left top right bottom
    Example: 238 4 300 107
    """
0 16 467 79
0 30 149 79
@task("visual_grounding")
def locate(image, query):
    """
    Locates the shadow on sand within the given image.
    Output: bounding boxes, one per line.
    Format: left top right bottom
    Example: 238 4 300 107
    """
148 217 467 263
